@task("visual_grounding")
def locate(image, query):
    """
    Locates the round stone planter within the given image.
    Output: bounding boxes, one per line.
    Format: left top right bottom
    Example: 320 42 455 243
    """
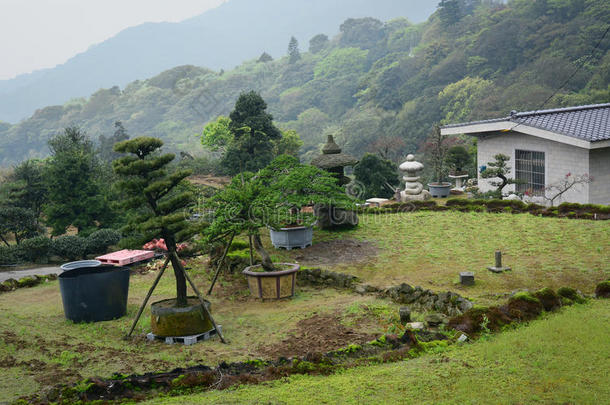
59 265 129 323
243 263 299 300
269 226 313 250
150 297 213 337
427 182 452 198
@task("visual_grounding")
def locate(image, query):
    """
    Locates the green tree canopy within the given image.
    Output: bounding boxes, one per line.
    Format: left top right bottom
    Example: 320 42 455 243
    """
354 153 399 199
222 92 283 174
288 36 301 64
44 127 110 236
3 159 48 219
309 34 329 53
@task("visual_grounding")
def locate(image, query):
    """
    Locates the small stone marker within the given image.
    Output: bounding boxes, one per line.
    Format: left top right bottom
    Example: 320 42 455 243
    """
487 250 511 273
399 307 411 324
456 333 468 343
460 271 475 286
405 322 425 330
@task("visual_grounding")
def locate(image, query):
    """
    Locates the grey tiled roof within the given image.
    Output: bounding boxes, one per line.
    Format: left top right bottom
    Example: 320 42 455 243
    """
443 103 610 142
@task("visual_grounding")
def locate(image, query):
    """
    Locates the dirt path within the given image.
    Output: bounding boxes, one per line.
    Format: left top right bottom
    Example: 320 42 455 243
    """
0 266 62 282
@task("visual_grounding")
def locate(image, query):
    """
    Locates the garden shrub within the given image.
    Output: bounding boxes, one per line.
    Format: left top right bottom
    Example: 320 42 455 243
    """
17 236 52 263
85 228 121 255
52 235 86 261
0 245 18 265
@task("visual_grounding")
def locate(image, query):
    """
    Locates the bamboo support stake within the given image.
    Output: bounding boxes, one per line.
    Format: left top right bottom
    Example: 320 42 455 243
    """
125 256 170 338
207 232 235 295
175 252 227 344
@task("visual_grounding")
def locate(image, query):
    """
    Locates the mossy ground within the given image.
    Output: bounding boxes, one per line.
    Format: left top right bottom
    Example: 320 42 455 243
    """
143 300 610 405
0 211 607 402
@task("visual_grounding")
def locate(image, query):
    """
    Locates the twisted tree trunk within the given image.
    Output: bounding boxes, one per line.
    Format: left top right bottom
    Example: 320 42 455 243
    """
252 232 275 271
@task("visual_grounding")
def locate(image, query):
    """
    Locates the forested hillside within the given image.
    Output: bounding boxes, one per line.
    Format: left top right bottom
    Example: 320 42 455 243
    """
0 0 436 123
0 0 608 167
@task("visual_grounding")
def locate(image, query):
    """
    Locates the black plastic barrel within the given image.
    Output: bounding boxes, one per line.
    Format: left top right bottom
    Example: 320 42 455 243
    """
59 265 130 323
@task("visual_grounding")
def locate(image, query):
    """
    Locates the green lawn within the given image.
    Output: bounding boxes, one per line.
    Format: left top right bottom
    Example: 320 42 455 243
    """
278 212 610 304
144 299 610 405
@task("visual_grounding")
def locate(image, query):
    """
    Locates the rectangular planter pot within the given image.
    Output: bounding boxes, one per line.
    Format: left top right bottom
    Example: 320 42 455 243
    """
269 226 313 250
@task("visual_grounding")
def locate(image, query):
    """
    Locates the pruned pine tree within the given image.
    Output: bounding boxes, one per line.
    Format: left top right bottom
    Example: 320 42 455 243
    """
113 137 198 307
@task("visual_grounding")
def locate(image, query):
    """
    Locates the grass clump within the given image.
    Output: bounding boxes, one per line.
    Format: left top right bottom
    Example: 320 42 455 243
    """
595 280 610 298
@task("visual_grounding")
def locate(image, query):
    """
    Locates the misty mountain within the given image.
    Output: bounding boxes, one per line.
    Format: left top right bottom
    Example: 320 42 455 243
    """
0 0 436 123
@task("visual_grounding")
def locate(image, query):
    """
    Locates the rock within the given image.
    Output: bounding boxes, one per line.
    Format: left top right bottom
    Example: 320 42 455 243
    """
415 330 449 342
399 307 411 324
437 292 450 304
354 285 367 295
399 283 414 294
363 284 378 293
405 322 425 330
457 298 473 313
425 313 446 327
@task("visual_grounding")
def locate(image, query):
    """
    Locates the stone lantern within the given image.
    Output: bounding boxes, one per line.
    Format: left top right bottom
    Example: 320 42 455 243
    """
311 135 358 186
398 154 431 202
311 135 359 229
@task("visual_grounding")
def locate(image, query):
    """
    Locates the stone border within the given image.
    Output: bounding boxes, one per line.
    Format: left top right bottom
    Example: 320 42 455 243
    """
297 268 473 316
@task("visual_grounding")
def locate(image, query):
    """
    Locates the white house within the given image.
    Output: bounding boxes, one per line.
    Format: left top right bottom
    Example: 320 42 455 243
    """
441 103 610 205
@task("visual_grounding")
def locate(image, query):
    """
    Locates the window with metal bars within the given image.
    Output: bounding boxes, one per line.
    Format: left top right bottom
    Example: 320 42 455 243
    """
515 150 545 195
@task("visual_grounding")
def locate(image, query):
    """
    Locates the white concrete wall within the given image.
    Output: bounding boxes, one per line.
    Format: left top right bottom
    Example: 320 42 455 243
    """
476 132 591 204
589 148 610 205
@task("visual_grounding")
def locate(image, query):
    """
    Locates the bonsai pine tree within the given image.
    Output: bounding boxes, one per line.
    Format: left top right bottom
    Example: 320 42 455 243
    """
113 137 198 307
207 155 352 271
481 153 517 195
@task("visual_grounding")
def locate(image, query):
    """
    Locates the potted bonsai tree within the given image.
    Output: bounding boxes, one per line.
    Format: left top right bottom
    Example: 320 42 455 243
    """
426 126 452 198
113 137 224 341
206 155 352 300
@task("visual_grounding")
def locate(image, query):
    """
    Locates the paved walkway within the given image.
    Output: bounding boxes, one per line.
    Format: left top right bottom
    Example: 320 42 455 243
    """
0 266 63 282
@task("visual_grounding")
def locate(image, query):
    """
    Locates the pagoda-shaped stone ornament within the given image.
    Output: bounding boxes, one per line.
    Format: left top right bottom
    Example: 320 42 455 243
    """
398 154 431 202
311 135 359 229
311 135 358 186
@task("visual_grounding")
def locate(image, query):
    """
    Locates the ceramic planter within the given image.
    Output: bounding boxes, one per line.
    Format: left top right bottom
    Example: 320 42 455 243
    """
427 182 452 198
243 263 299 300
269 225 313 250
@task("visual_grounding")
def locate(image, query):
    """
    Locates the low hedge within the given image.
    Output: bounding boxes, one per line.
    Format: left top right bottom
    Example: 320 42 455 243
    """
358 199 609 220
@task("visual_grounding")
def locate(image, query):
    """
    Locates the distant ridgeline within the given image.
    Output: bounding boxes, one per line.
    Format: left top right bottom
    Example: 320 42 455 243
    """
0 0 608 166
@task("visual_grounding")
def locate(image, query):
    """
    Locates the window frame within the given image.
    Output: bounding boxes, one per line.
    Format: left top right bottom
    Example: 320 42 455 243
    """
515 149 545 195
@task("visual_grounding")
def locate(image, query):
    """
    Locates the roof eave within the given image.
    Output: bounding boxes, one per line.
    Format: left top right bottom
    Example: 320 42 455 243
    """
441 121 609 150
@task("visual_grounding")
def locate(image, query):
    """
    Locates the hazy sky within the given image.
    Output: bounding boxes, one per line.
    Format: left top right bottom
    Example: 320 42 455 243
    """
0 0 226 80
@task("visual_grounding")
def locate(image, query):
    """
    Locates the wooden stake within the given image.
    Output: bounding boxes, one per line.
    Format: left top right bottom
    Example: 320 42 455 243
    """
207 232 235 295
175 251 227 344
125 256 170 338
248 234 254 266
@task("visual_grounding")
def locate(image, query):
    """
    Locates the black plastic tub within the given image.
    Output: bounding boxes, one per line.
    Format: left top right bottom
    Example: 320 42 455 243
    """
59 265 130 323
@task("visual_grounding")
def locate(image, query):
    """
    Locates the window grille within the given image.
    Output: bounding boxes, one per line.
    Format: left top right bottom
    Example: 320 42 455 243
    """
515 150 545 195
